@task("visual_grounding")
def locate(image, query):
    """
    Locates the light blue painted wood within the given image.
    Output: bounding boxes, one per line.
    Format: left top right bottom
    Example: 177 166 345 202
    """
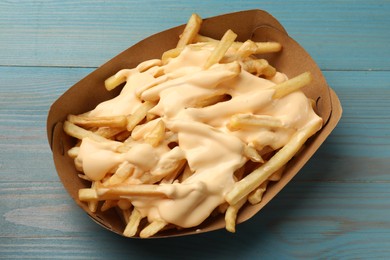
1 181 390 258
1 0 390 258
0 0 389 70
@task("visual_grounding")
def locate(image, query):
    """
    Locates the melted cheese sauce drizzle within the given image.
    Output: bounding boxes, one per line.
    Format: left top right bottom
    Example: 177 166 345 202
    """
76 43 322 228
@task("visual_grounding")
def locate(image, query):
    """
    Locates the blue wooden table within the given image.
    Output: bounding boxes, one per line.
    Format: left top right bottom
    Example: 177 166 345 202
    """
1 1 390 259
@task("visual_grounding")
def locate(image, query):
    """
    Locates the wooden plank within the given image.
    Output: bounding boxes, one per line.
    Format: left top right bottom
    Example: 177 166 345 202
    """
0 66 93 182
1 182 390 258
0 0 389 70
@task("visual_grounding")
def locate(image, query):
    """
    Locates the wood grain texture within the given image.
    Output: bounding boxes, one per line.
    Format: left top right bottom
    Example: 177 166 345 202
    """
1 0 390 258
0 0 389 70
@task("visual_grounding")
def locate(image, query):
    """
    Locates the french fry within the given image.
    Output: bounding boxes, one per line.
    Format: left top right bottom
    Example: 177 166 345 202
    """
195 34 281 55
67 146 79 158
247 181 268 205
177 13 202 48
252 42 282 54
273 72 312 99
241 58 276 77
79 188 98 201
204 29 237 69
226 119 322 205
268 165 285 182
140 219 168 238
225 196 247 233
160 159 186 184
126 101 156 131
123 208 142 237
94 127 124 139
67 114 127 128
105 74 126 91
136 59 162 73
87 182 98 213
63 121 109 142
243 145 264 163
228 114 284 131
194 94 231 108
107 162 134 186
235 40 258 58
144 119 165 147
96 184 169 198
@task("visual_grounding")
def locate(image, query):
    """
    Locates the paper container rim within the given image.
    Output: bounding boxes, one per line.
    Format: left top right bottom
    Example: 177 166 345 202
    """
47 9 342 238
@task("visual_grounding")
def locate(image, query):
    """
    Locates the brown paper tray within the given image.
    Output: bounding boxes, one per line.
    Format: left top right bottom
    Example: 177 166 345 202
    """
47 9 342 238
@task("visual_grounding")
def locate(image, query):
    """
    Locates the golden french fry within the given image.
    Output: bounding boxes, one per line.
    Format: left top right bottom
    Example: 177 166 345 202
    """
94 127 124 139
96 184 169 198
123 208 142 237
63 121 109 142
140 219 168 238
146 112 159 122
108 162 134 186
87 182 98 213
226 119 322 205
204 29 237 69
104 74 126 91
247 181 268 205
243 145 264 163
177 13 202 48
235 40 258 59
195 34 281 55
136 59 162 73
160 159 186 184
67 114 127 128
273 72 312 99
79 188 98 201
228 114 283 131
263 64 277 78
194 94 231 108
225 196 247 233
268 165 286 182
241 58 276 77
67 147 79 158
144 119 165 147
252 42 282 54
126 101 156 131
241 58 267 74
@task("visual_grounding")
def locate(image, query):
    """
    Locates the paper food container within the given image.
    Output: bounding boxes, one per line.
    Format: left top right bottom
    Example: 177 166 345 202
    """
47 9 342 238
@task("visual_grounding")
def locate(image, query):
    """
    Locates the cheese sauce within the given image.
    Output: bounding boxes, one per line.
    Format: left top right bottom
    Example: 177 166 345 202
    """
75 43 322 228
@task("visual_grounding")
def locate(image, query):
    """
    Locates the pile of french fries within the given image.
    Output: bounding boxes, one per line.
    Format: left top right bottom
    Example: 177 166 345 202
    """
63 14 323 238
